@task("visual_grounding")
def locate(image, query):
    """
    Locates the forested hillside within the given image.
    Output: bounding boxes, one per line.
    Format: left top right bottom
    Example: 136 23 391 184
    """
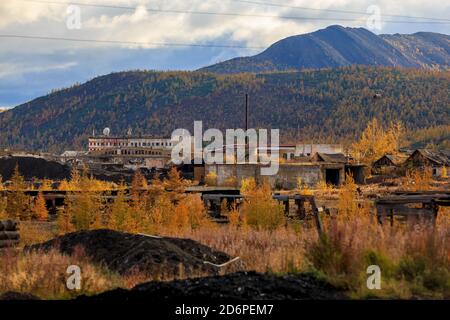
0 66 448 152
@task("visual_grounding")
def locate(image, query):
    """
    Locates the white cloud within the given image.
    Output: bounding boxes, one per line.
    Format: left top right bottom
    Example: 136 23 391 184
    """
0 0 447 52
0 61 78 78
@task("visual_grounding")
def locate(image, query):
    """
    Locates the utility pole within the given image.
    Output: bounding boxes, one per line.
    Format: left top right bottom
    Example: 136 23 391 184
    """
245 93 249 132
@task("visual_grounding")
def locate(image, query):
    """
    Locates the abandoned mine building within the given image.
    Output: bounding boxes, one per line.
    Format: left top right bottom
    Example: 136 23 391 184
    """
372 152 411 175
403 149 450 176
201 144 367 189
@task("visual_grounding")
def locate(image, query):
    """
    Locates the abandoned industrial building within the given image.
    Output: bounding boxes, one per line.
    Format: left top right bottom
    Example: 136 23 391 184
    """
88 136 173 152
403 149 450 176
373 149 450 177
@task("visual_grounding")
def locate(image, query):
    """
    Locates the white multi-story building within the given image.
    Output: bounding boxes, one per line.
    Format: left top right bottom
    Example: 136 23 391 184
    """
88 136 173 153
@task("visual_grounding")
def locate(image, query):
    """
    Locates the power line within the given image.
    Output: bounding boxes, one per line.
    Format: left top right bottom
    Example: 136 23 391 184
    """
0 34 266 50
230 0 450 22
17 0 450 24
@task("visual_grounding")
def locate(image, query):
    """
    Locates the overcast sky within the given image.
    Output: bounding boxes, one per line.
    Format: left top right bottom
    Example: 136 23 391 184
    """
0 0 449 108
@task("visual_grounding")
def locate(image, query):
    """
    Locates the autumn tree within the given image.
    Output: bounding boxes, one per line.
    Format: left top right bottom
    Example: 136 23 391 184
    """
33 192 49 221
57 205 74 234
240 178 284 231
337 174 358 220
108 185 133 232
165 167 187 201
149 192 174 233
352 118 403 164
131 169 147 205
69 166 81 190
6 164 31 220
64 190 103 231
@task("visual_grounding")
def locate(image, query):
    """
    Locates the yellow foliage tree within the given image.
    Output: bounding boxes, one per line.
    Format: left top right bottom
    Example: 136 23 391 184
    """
240 178 284 231
165 167 188 201
108 187 133 232
64 191 103 231
57 206 74 234
149 192 174 233
58 179 71 191
352 118 403 164
6 164 31 220
33 192 49 221
185 194 211 230
337 174 358 220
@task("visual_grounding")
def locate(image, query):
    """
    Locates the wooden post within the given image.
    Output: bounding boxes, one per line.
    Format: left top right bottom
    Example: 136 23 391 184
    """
309 197 323 236
284 200 290 215
295 199 306 220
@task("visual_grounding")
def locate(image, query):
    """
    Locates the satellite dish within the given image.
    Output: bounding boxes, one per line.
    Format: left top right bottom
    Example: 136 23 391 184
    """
103 127 111 136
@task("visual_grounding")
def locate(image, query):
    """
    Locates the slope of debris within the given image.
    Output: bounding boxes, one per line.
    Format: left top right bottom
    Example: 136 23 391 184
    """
26 229 239 277
83 271 346 300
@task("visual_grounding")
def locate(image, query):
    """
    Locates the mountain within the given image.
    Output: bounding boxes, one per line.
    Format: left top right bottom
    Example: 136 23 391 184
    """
0 66 448 152
200 26 449 73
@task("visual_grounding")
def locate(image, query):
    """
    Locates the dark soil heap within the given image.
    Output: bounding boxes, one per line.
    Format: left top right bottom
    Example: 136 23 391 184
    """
27 229 237 277
83 271 346 300
0 156 71 180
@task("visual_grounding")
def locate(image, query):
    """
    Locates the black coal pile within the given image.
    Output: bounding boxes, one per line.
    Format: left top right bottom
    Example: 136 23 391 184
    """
26 229 239 277
83 271 346 300
0 292 40 300
0 156 71 180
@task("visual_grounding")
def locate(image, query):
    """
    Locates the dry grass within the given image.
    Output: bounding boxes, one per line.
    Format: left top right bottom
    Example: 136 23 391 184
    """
2 209 449 299
181 226 310 273
0 248 122 299
179 208 450 299
19 221 57 247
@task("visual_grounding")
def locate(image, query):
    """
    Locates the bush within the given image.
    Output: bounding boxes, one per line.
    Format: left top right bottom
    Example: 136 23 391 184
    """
240 179 285 231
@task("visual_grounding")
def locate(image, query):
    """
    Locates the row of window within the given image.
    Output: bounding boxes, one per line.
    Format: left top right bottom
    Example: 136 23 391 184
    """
101 149 164 156
89 141 172 147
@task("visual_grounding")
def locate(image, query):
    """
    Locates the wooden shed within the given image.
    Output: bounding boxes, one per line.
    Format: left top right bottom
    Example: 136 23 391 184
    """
404 149 450 177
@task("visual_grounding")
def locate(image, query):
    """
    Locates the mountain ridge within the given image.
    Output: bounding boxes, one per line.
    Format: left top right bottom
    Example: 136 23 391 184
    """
200 26 449 73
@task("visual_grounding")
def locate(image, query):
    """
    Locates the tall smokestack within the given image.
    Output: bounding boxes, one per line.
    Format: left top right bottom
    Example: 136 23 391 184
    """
245 93 249 132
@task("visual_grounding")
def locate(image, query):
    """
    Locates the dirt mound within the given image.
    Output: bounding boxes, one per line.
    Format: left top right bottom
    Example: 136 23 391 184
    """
83 271 346 300
0 292 40 300
26 229 239 277
0 156 71 180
